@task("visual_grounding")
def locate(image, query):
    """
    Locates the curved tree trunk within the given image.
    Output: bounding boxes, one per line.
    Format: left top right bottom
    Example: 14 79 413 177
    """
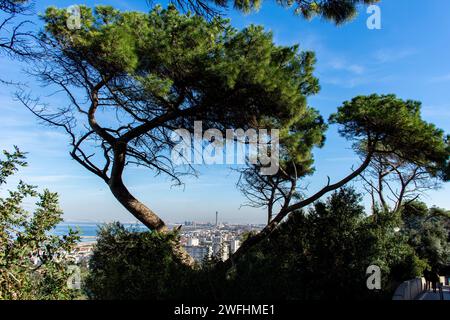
109 142 195 267
109 176 168 232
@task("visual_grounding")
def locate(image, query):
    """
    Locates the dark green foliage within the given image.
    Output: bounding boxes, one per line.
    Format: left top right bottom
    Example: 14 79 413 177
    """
444 135 450 181
277 0 380 24
87 189 427 300
401 202 450 270
330 94 449 179
0 148 80 300
224 188 425 300
41 4 326 151
85 223 196 300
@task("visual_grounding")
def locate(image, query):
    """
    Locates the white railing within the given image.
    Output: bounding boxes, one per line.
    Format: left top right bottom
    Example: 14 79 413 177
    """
392 278 426 300
393 276 447 300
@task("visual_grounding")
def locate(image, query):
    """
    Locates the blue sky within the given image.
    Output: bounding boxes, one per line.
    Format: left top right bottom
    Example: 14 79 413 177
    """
0 0 449 224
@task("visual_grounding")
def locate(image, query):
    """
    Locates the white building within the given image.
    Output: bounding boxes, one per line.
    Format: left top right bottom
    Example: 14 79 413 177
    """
230 239 241 254
185 245 212 262
221 243 229 261
187 238 200 247
211 235 231 261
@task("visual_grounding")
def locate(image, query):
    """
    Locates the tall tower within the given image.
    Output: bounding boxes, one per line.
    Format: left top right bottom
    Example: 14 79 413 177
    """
215 211 218 227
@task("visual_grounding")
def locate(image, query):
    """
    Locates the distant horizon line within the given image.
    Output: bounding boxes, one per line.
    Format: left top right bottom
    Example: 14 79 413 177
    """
61 220 266 226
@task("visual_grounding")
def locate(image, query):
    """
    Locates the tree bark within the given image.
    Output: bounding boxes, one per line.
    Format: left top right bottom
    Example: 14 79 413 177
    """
109 174 168 233
108 142 195 267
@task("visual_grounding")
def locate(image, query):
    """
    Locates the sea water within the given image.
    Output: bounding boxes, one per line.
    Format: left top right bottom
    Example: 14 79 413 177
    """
53 222 148 242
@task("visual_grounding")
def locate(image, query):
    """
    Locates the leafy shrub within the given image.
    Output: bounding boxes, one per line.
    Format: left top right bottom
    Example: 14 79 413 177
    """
85 188 430 300
0 148 80 300
85 223 196 300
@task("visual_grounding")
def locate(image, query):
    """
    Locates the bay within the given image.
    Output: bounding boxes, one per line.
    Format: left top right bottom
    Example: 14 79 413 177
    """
53 222 148 243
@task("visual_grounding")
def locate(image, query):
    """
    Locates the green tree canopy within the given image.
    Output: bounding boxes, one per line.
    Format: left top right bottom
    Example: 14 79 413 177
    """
21 6 324 238
401 201 450 269
330 94 449 180
232 94 449 268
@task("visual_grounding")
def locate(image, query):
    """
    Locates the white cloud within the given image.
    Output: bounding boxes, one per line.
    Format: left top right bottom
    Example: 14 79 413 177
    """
373 48 417 63
320 72 397 89
429 73 450 83
329 58 365 75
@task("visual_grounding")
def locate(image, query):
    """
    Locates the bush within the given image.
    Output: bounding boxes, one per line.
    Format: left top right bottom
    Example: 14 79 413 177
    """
220 188 427 300
85 223 195 300
85 188 429 300
0 148 80 300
